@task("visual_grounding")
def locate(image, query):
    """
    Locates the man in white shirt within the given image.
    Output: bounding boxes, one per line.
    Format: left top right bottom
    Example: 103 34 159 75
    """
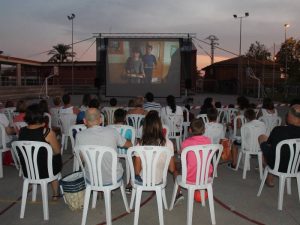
75 108 132 184
0 113 15 147
205 108 225 144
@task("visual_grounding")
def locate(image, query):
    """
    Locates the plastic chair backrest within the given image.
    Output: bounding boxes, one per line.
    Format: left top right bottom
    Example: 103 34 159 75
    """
273 139 300 175
196 114 209 124
126 114 145 138
12 141 55 180
241 121 266 153
164 115 183 138
180 144 223 186
0 123 7 150
3 107 16 125
182 107 190 123
102 107 119 126
258 115 282 136
69 124 87 150
108 124 136 152
217 108 227 123
76 145 119 187
227 108 239 124
127 146 173 187
49 107 60 128
59 113 76 135
233 115 246 140
205 123 225 144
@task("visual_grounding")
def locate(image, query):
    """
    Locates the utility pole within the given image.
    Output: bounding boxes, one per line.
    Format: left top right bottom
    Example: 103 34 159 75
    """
206 35 219 65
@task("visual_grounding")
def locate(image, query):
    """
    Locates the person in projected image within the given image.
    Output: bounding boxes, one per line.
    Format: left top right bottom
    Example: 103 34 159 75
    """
124 48 145 83
142 44 157 84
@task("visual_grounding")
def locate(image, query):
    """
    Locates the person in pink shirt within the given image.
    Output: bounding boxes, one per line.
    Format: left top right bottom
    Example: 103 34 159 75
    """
181 118 212 183
13 100 27 123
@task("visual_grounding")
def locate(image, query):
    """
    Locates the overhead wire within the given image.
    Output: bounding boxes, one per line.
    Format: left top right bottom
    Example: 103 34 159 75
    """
77 39 96 60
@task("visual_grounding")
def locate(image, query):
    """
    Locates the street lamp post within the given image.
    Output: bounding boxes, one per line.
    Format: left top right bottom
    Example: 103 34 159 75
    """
284 23 290 80
67 13 75 94
233 12 249 95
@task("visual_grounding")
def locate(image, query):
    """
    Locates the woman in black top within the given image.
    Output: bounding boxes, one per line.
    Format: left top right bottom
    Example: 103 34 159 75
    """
18 104 62 200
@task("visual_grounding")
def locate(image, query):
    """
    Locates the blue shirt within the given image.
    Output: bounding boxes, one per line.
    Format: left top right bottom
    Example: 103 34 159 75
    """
142 54 156 69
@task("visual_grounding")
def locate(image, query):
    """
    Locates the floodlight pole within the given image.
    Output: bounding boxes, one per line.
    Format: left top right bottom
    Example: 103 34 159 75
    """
68 13 75 94
284 24 290 80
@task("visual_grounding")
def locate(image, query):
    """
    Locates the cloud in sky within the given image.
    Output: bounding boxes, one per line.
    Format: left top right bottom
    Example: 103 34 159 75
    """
1 0 299 66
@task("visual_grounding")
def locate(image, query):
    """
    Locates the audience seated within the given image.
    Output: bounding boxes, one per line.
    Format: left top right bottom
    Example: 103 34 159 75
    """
143 92 161 112
18 104 62 200
205 108 225 144
127 97 147 115
109 97 118 107
76 98 100 124
49 96 62 132
79 94 91 112
59 94 80 115
215 101 222 109
199 97 215 114
13 100 27 123
161 95 183 125
258 104 300 186
236 96 250 115
258 97 278 118
75 108 132 184
229 108 266 169
112 109 132 142
5 100 14 108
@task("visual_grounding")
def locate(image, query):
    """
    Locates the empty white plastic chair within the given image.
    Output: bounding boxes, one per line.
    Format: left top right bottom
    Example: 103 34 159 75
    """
69 124 87 171
196 114 209 124
236 121 266 179
259 115 282 136
76 145 130 225
257 138 300 210
127 146 173 225
126 114 145 139
182 107 191 140
163 115 183 151
59 113 76 153
169 144 223 225
11 141 61 220
226 108 239 125
108 124 135 185
102 107 119 126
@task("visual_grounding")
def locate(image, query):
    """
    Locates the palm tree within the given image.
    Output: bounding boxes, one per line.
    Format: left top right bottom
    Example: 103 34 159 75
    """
48 44 75 62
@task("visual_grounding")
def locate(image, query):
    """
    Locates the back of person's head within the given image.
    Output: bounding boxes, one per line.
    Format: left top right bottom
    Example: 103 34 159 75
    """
128 99 134 107
134 96 144 108
215 101 222 108
244 108 256 121
16 100 27 113
114 108 127 124
287 104 300 126
166 95 176 113
207 108 218 122
5 100 14 108
237 96 249 110
290 98 300 107
62 94 71 105
190 118 205 136
53 96 61 106
109 98 117 107
24 104 45 125
249 103 257 109
145 92 154 102
39 99 49 113
88 98 100 109
141 110 165 146
262 97 274 110
228 104 235 108
203 97 213 107
82 94 91 107
85 108 101 127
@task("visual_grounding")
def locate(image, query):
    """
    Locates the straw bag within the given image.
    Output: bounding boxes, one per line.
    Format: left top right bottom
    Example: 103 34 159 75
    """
60 171 86 211
220 138 231 161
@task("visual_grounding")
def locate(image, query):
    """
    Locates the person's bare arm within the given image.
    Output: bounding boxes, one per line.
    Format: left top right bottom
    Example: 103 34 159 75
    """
134 156 141 176
5 126 16 135
123 140 132 149
45 130 61 155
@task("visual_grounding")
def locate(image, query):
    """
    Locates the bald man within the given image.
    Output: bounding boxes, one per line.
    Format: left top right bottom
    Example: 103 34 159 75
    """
75 108 132 184
259 104 300 186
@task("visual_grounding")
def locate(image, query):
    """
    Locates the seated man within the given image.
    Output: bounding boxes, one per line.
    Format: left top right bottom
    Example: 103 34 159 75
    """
205 108 225 144
259 104 300 186
59 94 80 115
75 108 132 184
143 92 161 113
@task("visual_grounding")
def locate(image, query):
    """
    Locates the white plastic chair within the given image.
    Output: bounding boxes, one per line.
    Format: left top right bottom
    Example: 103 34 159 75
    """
226 108 239 124
102 107 119 126
59 113 76 153
163 115 183 151
49 107 60 128
216 108 227 123
182 107 190 140
257 138 300 210
76 145 130 225
11 141 61 220
169 144 223 225
108 124 136 185
69 124 87 171
258 115 282 136
196 114 209 124
231 115 247 142
127 146 173 225
3 107 16 126
236 121 266 179
126 114 145 139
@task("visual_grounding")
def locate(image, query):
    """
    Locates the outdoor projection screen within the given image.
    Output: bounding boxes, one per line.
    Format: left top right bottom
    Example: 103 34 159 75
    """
106 38 181 97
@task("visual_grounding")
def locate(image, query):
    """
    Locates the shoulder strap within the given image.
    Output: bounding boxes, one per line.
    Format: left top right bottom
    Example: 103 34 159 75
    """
43 127 51 138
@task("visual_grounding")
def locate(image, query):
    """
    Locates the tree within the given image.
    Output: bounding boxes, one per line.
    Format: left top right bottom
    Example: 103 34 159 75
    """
275 37 300 82
246 41 271 60
48 44 75 62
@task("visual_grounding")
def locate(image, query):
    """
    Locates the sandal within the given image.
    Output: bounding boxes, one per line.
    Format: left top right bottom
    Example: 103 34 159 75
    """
52 194 63 201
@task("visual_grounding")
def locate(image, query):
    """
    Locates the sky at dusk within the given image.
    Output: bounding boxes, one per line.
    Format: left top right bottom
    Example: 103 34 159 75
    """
1 0 299 69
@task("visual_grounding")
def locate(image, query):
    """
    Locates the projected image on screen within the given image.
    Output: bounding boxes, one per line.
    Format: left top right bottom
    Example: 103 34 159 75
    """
106 38 181 97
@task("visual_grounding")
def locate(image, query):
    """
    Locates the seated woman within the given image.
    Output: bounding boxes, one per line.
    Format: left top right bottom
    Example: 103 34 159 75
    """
18 104 62 200
258 97 278 117
13 100 27 123
127 97 147 116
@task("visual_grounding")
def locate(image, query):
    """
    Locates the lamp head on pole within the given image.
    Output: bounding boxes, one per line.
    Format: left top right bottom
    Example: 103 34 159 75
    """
67 13 75 20
233 14 237 18
245 12 249 17
284 23 290 28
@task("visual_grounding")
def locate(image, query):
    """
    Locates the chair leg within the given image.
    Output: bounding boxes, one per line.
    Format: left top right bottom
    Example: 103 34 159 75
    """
61 134 65 154
20 180 29 218
200 189 206 207
103 189 112 225
236 151 242 171
258 154 263 180
286 178 292 195
41 182 49 220
278 176 285 210
257 169 268 196
0 152 3 178
207 185 216 225
130 187 136 210
64 136 68 150
125 158 130 185
169 181 178 210
120 183 130 212
32 184 37 202
81 186 91 225
296 175 300 202
213 156 218 177
92 191 98 209
156 188 164 225
242 153 249 179
187 189 195 225
162 188 168 210
133 188 142 225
